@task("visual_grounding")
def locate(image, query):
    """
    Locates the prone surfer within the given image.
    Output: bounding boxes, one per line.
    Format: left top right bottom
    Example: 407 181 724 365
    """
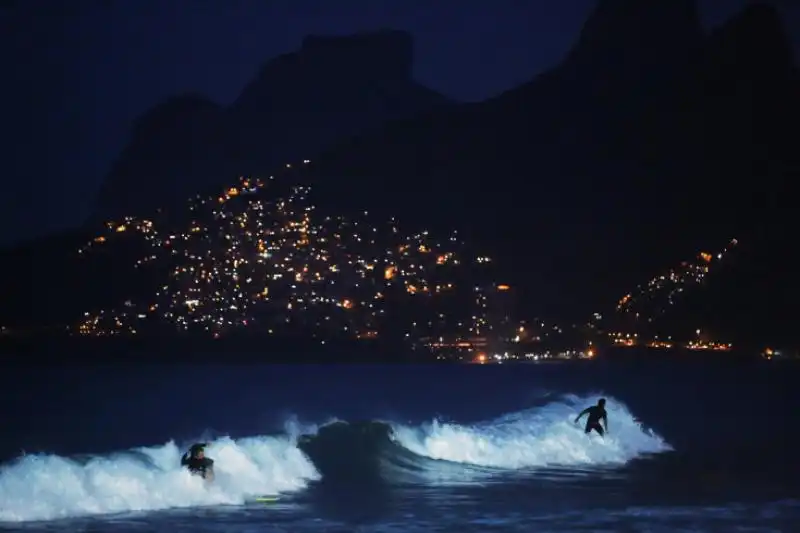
574 398 608 437
181 443 215 481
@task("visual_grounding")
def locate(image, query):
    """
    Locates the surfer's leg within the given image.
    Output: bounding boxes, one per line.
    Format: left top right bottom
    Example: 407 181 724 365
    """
586 423 603 437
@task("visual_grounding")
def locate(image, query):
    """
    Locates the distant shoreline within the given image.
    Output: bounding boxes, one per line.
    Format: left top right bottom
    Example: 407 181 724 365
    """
0 334 426 363
0 334 773 364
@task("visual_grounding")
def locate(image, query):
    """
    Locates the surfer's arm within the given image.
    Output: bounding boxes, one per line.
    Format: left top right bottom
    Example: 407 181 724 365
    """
602 413 608 432
574 408 589 423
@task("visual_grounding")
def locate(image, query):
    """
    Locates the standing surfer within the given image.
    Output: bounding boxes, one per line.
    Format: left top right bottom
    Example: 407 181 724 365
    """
181 443 215 481
574 398 608 437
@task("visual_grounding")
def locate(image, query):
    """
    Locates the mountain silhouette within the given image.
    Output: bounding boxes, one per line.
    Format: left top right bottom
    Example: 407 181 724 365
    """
2 1 797 348
92 29 452 222
299 0 799 336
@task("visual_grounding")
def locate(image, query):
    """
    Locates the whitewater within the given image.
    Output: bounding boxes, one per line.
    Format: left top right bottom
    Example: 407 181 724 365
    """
0 394 668 524
391 394 670 469
0 434 318 522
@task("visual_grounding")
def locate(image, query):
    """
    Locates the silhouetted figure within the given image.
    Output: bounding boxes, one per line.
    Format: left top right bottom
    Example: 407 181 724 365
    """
181 443 215 481
574 398 608 437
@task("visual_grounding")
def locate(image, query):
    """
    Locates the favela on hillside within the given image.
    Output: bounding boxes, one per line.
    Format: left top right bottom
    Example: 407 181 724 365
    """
1 162 792 363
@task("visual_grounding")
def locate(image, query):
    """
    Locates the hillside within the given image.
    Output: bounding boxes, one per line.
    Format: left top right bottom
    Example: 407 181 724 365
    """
299 1 799 332
1 1 797 347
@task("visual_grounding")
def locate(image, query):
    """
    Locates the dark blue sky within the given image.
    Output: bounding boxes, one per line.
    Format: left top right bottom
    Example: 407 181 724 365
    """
1 0 798 245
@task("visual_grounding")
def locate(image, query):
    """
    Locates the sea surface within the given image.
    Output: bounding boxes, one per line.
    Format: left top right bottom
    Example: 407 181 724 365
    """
0 358 797 532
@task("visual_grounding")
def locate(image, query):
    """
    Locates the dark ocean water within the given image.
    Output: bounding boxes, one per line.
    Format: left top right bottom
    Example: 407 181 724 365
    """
0 358 798 532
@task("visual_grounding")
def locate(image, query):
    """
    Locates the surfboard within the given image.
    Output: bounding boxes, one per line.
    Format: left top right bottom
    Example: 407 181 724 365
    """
251 496 280 503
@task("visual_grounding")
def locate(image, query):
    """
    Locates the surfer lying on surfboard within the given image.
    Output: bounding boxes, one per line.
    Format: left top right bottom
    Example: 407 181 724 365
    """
574 398 608 437
181 443 215 481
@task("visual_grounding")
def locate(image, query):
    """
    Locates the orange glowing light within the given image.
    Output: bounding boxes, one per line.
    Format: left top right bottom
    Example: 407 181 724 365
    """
497 284 510 291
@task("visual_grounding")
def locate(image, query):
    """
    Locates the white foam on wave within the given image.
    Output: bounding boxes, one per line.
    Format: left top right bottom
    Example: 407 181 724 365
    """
391 394 671 469
0 432 319 523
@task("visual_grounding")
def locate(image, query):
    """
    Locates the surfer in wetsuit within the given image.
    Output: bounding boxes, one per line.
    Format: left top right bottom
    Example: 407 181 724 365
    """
574 398 608 437
181 443 215 481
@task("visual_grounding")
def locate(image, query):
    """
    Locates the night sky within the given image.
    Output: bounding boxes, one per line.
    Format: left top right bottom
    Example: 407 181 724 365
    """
2 0 798 246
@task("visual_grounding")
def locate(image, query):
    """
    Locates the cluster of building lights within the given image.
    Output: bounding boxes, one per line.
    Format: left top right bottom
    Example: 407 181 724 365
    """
615 239 738 320
447 348 593 364
65 166 783 361
607 330 731 352
75 163 499 340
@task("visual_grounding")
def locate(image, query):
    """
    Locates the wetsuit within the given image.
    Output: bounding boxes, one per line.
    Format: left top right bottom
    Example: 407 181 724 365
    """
582 406 607 436
181 453 214 479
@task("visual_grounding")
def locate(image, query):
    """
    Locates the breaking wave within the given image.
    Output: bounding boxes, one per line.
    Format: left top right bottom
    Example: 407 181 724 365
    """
1 394 670 523
295 394 670 486
0 434 319 523
391 394 671 469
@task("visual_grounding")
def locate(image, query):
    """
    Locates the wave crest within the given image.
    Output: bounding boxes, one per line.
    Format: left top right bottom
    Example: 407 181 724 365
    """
390 394 671 468
1 394 671 523
0 436 319 523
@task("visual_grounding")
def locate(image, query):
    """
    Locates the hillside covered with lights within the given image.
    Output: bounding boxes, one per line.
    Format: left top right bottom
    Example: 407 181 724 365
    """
1 1 798 351
601 238 738 330
74 161 502 345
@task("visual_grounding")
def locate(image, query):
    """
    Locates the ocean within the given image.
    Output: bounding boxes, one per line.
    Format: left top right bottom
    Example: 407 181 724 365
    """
0 358 797 532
